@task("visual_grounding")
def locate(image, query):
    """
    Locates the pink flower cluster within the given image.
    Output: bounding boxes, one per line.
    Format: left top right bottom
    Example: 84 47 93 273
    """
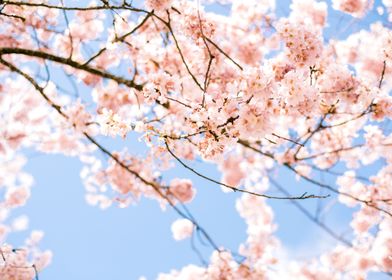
332 0 374 17
0 233 52 280
145 0 173 11
169 178 195 203
171 219 194 240
290 0 328 26
277 20 323 67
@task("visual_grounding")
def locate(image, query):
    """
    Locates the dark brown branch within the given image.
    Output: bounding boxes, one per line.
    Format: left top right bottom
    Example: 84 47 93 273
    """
2 1 147 13
83 47 107 66
0 47 143 90
238 139 275 159
0 10 26 21
115 11 153 42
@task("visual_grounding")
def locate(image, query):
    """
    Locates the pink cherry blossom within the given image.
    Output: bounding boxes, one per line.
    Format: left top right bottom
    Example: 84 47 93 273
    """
169 178 196 203
171 219 194 240
332 0 374 17
145 0 173 11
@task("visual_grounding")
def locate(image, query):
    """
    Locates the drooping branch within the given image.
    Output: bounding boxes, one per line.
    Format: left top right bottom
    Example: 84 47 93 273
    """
164 138 330 200
0 56 224 258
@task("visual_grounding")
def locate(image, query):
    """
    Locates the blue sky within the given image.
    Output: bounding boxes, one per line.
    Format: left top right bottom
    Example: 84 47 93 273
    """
5 0 391 279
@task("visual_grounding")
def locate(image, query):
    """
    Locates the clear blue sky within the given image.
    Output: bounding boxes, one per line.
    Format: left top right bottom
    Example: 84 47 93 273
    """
6 0 391 279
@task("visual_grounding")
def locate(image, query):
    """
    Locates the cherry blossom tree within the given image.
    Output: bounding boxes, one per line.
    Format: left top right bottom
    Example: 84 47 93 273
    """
0 0 391 279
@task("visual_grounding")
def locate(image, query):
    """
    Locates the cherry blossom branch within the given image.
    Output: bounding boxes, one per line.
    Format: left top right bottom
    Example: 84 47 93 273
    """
0 5 25 21
238 139 392 217
82 47 108 66
114 11 153 42
0 56 225 259
158 115 240 141
164 138 329 200
237 139 275 159
0 47 143 90
319 87 354 94
2 1 241 97
296 143 365 161
320 103 373 129
190 230 209 266
166 96 193 108
292 113 329 159
196 2 214 106
0 56 68 118
2 0 147 13
2 52 270 265
202 55 214 105
85 134 223 254
205 37 243 71
165 11 204 91
288 103 372 160
271 132 304 147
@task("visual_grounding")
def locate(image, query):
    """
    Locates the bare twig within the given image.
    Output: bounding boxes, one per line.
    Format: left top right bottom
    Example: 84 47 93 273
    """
205 37 243 71
165 11 204 91
165 139 329 200
115 11 153 42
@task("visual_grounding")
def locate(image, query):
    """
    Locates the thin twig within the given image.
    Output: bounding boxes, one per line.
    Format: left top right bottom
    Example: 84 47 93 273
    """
205 37 243 71
165 11 204 91
164 139 329 200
